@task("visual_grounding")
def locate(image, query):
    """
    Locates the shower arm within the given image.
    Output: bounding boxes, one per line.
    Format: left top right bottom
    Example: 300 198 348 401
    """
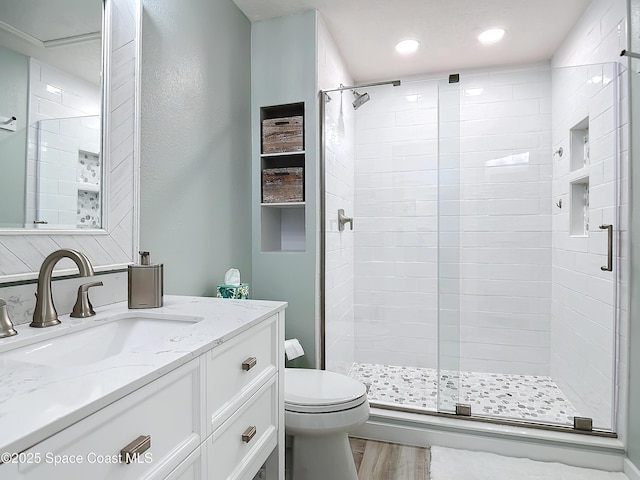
322 79 401 93
621 49 640 60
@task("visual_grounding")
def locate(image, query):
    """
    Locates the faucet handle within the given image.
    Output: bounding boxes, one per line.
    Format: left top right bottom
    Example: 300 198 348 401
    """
70 281 103 318
0 299 17 338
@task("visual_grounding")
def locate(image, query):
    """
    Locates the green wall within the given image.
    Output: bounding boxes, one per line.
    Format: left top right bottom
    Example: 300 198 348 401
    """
251 12 319 367
0 45 28 228
140 0 252 295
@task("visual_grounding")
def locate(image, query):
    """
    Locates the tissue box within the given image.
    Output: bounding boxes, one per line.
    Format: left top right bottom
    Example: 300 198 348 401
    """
216 283 250 299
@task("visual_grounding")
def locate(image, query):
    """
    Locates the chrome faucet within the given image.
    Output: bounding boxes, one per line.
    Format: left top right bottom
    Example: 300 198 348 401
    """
31 249 95 328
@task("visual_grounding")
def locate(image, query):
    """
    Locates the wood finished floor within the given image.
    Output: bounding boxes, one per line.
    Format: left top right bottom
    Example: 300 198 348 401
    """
350 438 431 480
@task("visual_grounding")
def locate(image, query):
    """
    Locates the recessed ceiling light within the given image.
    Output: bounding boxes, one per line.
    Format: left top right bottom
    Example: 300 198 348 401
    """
478 28 505 45
395 39 420 55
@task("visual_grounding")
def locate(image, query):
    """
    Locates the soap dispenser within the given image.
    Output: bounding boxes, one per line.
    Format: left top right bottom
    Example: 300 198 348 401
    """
128 251 163 309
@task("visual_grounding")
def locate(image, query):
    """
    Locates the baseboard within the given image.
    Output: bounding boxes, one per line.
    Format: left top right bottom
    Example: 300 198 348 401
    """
352 410 625 472
624 458 640 480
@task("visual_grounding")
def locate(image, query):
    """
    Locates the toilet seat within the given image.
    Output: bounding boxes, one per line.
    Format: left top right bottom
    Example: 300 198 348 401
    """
284 368 368 413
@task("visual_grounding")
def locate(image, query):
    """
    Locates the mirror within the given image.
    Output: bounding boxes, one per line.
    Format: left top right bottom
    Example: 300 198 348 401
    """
0 0 104 229
0 0 139 281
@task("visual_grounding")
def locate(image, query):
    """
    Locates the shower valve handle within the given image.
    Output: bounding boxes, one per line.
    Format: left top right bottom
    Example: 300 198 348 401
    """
338 209 353 231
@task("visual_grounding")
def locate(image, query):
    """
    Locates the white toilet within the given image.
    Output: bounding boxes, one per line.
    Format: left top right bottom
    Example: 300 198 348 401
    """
285 368 370 480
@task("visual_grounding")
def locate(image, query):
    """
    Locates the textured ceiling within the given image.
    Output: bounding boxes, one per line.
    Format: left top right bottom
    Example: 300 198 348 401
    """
0 0 102 85
233 0 593 82
0 0 101 42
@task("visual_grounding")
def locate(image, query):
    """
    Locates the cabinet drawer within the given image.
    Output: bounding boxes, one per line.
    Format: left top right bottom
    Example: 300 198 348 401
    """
165 445 204 480
205 377 278 480
206 316 277 431
17 360 202 480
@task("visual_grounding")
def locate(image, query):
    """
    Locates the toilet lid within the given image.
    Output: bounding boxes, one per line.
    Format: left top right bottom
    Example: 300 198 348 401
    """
284 369 368 413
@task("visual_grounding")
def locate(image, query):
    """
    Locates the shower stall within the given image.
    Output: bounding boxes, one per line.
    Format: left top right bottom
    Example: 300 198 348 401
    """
321 62 625 435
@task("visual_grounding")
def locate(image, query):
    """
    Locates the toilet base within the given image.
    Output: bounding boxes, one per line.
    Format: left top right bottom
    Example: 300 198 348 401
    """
292 433 357 480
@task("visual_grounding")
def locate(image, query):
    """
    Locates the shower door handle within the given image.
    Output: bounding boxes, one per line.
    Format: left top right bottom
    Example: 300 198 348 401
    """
599 224 613 272
338 209 353 231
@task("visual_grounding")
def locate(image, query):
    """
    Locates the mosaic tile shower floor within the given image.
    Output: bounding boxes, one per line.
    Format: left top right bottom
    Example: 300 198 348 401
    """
348 363 580 425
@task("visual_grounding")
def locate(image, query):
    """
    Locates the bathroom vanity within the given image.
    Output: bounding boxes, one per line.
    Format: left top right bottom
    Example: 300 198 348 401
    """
0 296 286 479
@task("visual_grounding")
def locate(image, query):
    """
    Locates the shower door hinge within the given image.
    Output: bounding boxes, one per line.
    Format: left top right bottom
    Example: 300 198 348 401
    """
573 417 593 432
455 403 472 416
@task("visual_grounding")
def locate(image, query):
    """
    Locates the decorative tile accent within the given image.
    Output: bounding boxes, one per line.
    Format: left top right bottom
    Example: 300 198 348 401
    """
348 363 580 425
77 190 101 229
78 150 101 186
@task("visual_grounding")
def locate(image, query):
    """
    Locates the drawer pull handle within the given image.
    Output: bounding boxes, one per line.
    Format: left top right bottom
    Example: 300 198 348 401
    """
242 356 257 371
242 426 257 443
120 435 151 464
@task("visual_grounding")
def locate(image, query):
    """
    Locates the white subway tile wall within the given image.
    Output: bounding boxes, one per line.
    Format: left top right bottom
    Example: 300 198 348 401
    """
550 0 628 431
456 67 553 376
26 59 101 227
352 67 553 375
322 0 627 431
318 17 356 375
353 80 440 369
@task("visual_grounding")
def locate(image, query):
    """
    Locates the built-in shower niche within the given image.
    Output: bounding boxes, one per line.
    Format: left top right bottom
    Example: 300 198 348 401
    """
570 117 589 172
570 177 589 236
77 150 101 229
77 190 101 228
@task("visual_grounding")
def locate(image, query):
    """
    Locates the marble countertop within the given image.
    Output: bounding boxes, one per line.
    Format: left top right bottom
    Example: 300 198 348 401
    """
0 295 287 455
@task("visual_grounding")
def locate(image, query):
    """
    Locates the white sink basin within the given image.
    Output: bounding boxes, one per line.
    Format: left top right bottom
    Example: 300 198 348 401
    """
4 315 202 367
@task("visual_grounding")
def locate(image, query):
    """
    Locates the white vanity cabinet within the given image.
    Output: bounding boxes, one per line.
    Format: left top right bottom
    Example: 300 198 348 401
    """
204 314 282 479
10 310 284 480
15 358 203 480
164 447 205 480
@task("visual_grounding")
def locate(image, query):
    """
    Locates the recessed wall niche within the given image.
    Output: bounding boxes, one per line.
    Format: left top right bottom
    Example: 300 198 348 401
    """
570 177 589 237
570 117 589 172
259 102 306 252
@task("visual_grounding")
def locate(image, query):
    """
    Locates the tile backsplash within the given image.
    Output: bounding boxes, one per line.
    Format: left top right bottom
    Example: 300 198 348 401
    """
0 271 127 326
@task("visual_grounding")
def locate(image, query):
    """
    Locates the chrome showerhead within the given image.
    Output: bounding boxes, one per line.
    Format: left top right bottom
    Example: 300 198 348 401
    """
352 90 370 110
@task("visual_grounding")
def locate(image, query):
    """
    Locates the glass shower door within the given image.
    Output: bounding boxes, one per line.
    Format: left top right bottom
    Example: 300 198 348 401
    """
437 77 462 415
436 63 621 432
